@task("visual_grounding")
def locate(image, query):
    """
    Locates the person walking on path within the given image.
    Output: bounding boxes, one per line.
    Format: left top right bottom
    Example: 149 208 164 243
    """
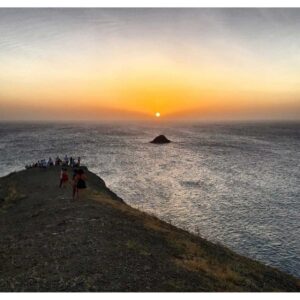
59 167 69 188
73 168 87 201
71 167 78 201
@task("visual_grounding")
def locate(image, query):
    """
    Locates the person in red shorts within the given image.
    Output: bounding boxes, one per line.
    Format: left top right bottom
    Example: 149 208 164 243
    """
59 167 69 188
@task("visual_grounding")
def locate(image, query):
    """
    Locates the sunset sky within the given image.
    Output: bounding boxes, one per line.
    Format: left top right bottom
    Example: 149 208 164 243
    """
0 8 300 121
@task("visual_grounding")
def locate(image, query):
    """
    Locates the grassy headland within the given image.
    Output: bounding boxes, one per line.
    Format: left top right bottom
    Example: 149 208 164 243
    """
0 166 299 292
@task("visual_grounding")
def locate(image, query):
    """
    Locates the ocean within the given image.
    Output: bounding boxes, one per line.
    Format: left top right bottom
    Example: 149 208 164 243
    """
0 121 299 277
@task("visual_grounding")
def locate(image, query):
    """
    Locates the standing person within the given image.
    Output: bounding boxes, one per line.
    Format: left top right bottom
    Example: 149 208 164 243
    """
41 159 47 168
73 168 86 201
77 157 81 167
71 167 78 201
69 157 74 167
55 156 60 166
59 167 69 188
47 157 53 167
64 155 69 166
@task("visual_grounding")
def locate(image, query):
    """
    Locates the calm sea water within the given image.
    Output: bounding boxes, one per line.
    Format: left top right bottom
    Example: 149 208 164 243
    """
0 121 299 277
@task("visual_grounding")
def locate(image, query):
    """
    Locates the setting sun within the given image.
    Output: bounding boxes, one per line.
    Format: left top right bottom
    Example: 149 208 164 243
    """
155 112 161 118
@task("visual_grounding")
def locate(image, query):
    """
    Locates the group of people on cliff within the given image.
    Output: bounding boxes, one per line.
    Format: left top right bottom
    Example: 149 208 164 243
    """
25 155 81 169
59 164 87 201
25 154 86 201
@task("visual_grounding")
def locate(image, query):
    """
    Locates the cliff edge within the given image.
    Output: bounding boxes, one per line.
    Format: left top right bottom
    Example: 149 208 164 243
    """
0 166 299 292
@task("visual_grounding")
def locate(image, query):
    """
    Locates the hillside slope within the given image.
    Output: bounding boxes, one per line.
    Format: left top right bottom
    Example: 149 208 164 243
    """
0 166 299 292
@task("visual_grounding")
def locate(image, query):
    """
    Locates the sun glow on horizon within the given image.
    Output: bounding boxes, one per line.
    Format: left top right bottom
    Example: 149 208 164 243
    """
0 8 300 121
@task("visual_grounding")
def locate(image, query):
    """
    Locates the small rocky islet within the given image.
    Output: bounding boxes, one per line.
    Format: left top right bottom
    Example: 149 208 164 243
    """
150 135 171 144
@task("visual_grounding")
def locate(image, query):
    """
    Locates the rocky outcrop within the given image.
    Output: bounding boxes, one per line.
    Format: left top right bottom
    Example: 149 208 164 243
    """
150 135 171 144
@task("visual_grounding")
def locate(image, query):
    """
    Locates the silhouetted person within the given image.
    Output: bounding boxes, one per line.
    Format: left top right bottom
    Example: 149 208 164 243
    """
73 168 86 201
